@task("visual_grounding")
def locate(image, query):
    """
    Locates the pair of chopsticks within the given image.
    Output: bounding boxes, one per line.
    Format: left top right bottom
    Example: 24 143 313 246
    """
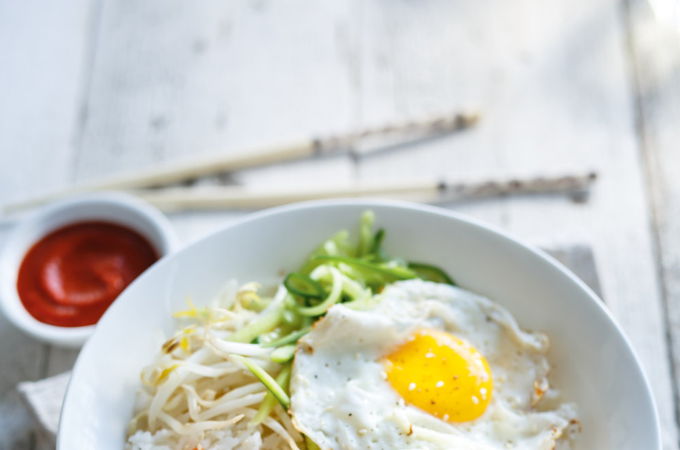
3 111 595 213
136 173 597 211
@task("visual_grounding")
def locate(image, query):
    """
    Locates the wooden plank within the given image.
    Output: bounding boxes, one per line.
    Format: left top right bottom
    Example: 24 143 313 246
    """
0 303 44 450
354 0 678 448
0 0 98 446
73 0 359 241
74 0 356 182
625 0 680 443
0 0 97 205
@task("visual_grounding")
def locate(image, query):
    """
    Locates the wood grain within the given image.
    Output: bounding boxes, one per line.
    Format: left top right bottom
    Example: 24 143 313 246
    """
73 0 356 183
626 0 680 444
0 0 97 447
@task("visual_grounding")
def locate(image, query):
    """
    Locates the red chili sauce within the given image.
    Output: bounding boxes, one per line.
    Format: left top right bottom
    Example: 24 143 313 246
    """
17 221 159 327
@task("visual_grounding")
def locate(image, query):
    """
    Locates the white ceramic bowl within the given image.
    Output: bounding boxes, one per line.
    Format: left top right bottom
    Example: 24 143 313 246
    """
58 200 660 449
0 192 178 347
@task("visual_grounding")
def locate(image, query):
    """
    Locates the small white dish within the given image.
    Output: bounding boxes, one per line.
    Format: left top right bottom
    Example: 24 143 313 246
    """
58 199 660 448
0 192 178 347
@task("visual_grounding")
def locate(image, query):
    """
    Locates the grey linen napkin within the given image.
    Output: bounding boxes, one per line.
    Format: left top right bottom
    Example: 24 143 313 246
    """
18 371 70 447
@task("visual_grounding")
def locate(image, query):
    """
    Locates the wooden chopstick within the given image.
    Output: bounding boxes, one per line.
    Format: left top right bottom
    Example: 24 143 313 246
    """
4 111 479 213
134 172 597 212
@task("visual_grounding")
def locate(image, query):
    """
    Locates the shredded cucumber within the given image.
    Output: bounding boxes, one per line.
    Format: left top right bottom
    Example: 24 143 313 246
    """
228 304 284 343
225 211 455 431
261 326 311 348
251 364 292 426
270 345 296 363
284 273 326 300
407 261 457 285
357 210 375 256
231 355 290 408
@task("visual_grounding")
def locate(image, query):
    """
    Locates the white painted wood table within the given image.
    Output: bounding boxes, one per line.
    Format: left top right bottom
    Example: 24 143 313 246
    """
1 0 679 448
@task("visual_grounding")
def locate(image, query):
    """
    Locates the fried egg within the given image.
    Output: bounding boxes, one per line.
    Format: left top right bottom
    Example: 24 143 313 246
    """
289 280 578 449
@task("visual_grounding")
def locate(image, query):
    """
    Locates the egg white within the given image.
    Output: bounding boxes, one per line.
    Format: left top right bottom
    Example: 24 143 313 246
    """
289 280 578 450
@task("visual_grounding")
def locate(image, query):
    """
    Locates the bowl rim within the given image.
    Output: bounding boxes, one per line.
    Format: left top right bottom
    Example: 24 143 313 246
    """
58 198 662 447
0 192 179 347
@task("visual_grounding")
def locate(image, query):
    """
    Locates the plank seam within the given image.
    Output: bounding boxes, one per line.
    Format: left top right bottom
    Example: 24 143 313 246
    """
68 0 106 183
620 0 680 447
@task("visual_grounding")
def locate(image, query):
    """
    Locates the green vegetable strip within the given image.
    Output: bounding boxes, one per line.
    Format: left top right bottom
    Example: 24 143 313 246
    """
261 326 311 348
251 364 292 425
368 228 386 259
324 230 352 256
314 255 417 281
339 276 370 302
357 211 375 256
232 355 290 408
284 273 326 299
407 261 457 285
296 268 344 316
270 345 296 363
251 389 277 426
229 303 284 343
299 230 353 274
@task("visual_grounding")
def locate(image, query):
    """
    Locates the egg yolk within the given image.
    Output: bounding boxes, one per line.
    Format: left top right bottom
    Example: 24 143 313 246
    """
383 329 493 422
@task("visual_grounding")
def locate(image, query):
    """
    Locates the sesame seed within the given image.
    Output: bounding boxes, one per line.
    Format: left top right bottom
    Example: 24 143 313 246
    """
471 396 479 404
425 352 435 358
408 382 417 391
436 381 444 388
